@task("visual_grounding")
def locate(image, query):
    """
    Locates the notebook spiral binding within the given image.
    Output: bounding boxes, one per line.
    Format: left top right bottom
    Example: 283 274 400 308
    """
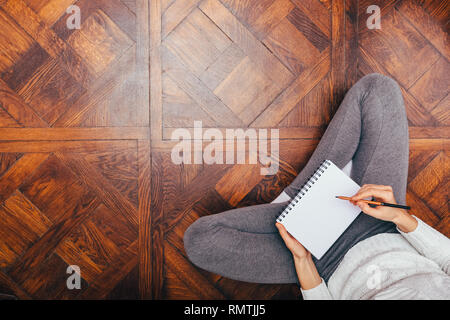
276 160 332 223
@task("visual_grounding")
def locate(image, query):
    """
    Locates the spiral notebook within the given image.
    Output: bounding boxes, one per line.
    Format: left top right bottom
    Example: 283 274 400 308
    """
276 160 361 259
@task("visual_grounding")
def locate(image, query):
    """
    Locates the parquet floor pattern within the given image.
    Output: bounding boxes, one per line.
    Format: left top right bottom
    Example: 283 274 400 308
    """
0 0 447 299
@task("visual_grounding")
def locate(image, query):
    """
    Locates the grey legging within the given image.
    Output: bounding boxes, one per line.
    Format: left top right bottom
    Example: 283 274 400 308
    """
183 73 409 284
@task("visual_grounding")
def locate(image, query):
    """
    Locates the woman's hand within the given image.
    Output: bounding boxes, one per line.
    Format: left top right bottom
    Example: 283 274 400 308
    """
350 184 402 222
350 184 417 232
275 222 322 290
275 222 310 260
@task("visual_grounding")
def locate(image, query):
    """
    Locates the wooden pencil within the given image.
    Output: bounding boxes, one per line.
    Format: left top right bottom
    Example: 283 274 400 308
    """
335 196 411 210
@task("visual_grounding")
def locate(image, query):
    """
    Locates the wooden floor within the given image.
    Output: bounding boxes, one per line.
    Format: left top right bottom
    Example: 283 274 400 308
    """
0 0 448 299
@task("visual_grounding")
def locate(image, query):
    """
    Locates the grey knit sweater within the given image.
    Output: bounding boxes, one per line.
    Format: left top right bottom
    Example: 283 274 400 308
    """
301 216 450 299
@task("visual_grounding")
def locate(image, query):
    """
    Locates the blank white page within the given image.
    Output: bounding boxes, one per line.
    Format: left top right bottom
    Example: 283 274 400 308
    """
280 161 361 259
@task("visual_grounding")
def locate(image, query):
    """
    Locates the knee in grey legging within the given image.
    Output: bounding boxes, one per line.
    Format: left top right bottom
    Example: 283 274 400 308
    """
183 73 409 284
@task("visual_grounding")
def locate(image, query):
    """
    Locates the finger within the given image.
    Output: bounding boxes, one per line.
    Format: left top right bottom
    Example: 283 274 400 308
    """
361 184 392 191
276 223 299 244
351 187 393 202
357 201 379 217
356 185 392 198
275 222 284 231
353 185 373 198
275 223 289 239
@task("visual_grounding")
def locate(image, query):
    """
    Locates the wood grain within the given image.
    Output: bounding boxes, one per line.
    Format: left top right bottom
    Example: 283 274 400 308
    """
2 0 93 87
251 51 330 127
55 152 138 228
199 0 294 88
138 140 152 299
0 127 149 140
149 151 165 299
330 0 346 111
164 243 225 299
0 79 48 127
150 0 163 141
0 0 148 299
0 153 49 203
0 0 447 300
359 6 440 89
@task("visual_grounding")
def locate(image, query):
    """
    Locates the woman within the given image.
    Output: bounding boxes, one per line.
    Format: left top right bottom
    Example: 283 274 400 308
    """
183 73 450 299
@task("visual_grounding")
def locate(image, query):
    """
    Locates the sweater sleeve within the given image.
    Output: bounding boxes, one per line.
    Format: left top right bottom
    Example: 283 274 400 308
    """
300 278 333 300
398 216 450 275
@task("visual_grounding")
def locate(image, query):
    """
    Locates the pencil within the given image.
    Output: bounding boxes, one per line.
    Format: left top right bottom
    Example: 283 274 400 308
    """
335 196 411 210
